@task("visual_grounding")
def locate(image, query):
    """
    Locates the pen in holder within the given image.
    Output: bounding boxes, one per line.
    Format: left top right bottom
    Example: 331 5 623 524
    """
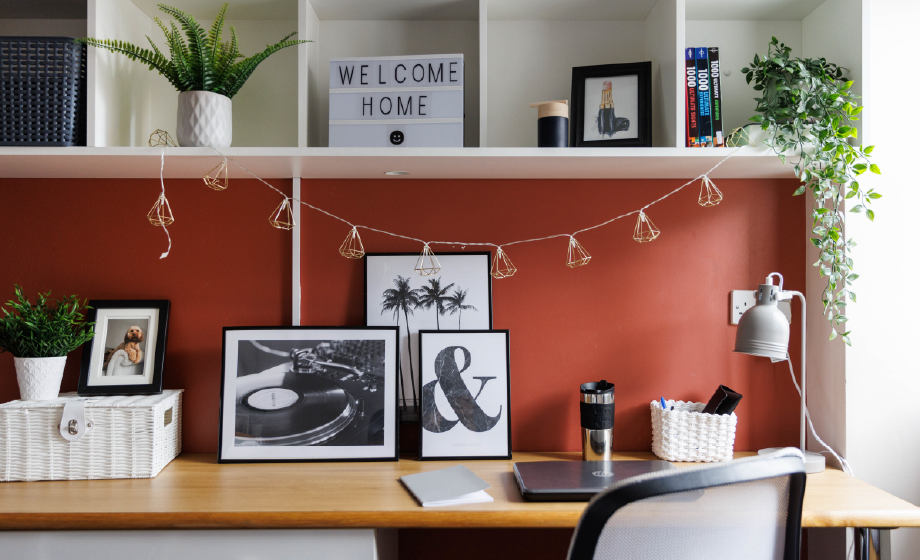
580 380 615 461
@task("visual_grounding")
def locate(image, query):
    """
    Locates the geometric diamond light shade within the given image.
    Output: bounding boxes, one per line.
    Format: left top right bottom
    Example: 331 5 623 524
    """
414 243 441 276
633 211 660 243
269 198 296 230
203 160 229 191
698 175 723 207
339 226 365 259
566 236 591 268
147 195 175 226
491 247 517 278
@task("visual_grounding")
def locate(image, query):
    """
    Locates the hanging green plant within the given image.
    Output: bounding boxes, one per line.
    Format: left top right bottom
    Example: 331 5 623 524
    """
77 3 309 99
742 37 880 345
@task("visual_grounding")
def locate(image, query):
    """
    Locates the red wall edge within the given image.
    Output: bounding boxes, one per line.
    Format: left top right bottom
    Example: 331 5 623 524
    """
0 176 803 455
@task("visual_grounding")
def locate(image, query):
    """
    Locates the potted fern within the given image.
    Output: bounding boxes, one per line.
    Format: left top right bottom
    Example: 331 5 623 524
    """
79 3 309 147
0 286 95 401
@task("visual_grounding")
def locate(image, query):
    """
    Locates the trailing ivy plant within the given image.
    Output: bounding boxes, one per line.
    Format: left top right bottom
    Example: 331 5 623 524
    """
78 3 309 99
742 37 881 345
0 286 95 358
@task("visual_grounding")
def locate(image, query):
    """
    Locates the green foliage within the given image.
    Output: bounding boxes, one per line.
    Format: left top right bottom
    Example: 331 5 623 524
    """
77 3 309 99
741 37 880 342
0 286 95 358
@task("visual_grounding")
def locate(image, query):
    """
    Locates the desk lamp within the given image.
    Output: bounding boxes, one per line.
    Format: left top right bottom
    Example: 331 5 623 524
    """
734 272 825 474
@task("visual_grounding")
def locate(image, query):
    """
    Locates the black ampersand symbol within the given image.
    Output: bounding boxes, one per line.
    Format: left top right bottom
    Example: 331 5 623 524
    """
422 346 501 434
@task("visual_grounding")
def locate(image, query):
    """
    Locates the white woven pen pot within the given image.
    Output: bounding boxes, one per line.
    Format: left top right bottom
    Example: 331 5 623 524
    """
177 91 233 147
651 400 737 462
14 356 66 401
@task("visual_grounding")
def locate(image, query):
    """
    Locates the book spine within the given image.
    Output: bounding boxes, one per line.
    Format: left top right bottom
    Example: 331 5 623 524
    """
685 48 699 147
709 47 723 147
696 47 712 147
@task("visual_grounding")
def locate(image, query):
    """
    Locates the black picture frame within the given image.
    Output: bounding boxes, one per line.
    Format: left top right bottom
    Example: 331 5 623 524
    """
570 61 652 147
218 326 400 464
77 300 169 396
363 252 493 419
417 329 511 461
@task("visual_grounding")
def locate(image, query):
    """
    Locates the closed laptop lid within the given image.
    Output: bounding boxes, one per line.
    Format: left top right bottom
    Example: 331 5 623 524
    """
513 460 676 501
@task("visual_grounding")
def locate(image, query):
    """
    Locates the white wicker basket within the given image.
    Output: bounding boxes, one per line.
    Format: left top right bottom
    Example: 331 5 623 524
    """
650 399 736 462
0 390 182 482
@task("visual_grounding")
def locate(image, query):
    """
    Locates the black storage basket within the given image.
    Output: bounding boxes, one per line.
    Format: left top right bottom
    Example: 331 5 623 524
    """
0 37 87 146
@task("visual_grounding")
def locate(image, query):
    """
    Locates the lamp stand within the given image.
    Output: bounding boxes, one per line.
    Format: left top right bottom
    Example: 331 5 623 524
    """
757 291 825 474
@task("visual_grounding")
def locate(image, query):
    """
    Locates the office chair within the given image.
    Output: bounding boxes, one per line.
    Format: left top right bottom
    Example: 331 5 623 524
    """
567 448 806 560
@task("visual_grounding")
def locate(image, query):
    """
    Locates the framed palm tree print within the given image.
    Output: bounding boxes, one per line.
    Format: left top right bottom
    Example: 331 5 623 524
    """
364 252 492 417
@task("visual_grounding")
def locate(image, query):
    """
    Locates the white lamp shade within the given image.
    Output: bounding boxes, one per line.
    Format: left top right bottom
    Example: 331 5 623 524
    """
734 283 789 360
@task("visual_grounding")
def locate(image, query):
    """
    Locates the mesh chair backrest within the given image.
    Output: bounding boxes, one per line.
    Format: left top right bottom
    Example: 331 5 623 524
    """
568 450 806 560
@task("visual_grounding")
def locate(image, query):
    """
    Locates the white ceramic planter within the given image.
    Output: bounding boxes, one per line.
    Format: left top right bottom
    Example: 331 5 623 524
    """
176 91 233 148
14 356 67 401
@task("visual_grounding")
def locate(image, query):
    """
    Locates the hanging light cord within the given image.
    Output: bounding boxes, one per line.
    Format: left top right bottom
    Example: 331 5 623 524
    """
158 147 171 259
209 146 742 249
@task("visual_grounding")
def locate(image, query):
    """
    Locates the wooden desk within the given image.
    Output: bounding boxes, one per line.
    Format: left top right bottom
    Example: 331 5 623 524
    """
1 451 918 531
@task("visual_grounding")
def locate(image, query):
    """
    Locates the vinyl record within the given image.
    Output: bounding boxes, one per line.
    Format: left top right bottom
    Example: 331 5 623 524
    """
235 370 356 446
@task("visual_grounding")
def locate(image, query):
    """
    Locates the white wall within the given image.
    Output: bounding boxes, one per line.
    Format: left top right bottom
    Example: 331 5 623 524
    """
844 0 920 556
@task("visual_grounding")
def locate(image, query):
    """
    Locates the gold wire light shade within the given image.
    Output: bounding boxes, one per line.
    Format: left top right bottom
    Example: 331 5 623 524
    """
203 161 229 191
339 227 365 259
148 129 177 147
269 198 296 230
698 175 723 207
633 211 660 243
147 195 175 226
491 247 517 278
566 236 592 268
414 244 441 276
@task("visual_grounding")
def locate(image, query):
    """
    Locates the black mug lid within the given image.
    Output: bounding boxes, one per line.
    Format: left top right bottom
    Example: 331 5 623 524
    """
580 380 615 394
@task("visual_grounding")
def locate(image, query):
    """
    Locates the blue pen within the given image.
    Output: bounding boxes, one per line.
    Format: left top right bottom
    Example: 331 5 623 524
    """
660 397 667 410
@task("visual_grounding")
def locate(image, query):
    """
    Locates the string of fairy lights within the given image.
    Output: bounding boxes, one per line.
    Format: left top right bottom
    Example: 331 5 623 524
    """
146 130 735 274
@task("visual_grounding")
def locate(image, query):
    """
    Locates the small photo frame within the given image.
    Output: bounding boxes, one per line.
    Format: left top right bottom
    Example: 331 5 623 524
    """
571 61 652 147
418 330 511 460
218 326 400 463
78 300 169 396
364 252 493 416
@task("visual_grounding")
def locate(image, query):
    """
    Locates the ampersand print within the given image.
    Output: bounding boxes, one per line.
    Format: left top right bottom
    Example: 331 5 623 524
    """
422 346 501 434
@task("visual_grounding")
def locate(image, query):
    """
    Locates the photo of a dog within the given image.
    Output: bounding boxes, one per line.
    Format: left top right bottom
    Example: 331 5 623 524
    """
101 321 148 374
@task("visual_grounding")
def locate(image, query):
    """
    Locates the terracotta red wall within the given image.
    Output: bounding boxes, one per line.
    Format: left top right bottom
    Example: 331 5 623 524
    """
301 178 805 453
0 176 803 453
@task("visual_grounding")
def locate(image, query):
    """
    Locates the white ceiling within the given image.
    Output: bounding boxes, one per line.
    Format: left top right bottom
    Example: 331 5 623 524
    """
686 0 829 21
488 0 658 21
130 0 297 21
309 0 478 21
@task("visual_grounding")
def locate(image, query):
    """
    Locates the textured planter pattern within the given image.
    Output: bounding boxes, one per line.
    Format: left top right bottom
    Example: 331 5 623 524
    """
176 91 232 147
14 356 67 401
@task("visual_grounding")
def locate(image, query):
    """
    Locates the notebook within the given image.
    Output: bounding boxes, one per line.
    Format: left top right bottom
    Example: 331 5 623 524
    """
400 465 494 507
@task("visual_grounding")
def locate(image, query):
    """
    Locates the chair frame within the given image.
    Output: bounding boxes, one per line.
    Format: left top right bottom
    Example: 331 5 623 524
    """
567 455 807 560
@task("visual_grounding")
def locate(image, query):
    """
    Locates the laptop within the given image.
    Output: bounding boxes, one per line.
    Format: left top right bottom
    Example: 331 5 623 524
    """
513 460 676 502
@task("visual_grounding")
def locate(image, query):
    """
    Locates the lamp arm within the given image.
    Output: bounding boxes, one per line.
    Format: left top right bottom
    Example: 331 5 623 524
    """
784 290 807 452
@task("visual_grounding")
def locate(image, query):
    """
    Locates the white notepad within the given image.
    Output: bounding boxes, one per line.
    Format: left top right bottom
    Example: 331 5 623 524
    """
400 465 494 507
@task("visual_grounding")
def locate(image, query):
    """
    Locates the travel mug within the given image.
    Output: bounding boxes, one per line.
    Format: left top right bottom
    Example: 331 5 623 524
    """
580 380 615 461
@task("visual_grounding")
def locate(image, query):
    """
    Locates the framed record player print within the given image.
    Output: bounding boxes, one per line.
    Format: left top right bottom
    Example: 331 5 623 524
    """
418 330 511 461
570 61 651 147
218 326 399 463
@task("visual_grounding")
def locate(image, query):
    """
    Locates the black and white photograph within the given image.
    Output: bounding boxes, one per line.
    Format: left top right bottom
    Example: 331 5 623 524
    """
365 252 493 417
218 326 399 462
418 330 511 460
571 61 651 147
78 300 169 395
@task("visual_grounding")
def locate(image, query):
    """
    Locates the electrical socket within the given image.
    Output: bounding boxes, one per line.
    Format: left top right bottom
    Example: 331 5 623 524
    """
730 290 792 325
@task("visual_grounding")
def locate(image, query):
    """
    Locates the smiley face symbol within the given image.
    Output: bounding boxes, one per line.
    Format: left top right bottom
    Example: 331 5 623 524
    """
389 130 404 145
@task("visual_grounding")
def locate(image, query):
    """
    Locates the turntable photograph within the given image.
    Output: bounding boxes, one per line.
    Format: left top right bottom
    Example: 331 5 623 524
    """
218 327 399 462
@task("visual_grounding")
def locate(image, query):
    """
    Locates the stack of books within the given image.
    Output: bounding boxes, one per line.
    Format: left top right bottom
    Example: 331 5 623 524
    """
685 47 723 147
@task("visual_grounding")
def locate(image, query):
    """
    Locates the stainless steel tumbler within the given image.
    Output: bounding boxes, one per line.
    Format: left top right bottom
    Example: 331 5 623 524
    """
580 380 615 461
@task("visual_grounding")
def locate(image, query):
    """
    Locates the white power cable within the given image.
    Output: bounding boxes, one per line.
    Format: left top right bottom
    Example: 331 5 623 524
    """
785 353 854 476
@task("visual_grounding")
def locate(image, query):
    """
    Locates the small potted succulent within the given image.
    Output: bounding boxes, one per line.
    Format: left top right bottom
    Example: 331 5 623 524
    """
0 286 95 401
78 3 309 147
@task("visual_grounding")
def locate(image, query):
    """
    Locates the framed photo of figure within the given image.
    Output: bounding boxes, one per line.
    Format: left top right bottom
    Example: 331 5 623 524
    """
570 61 652 147
218 326 400 463
77 300 170 396
364 252 493 418
418 330 511 461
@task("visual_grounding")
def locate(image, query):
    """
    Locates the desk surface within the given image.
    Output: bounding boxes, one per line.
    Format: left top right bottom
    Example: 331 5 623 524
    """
1 452 918 531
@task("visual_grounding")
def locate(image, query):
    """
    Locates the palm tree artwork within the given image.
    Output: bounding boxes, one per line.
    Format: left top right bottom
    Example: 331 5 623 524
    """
380 275 422 411
417 277 455 330
447 288 478 329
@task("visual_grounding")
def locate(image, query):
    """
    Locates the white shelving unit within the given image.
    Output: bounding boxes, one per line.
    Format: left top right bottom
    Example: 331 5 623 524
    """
0 0 865 178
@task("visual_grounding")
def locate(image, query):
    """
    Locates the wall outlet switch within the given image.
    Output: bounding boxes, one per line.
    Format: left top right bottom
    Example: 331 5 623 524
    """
730 290 792 325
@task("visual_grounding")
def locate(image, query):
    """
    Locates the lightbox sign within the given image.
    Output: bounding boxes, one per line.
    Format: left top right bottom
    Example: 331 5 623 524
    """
328 54 464 147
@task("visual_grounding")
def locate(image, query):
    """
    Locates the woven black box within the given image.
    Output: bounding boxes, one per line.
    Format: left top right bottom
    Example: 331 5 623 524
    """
0 37 87 146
